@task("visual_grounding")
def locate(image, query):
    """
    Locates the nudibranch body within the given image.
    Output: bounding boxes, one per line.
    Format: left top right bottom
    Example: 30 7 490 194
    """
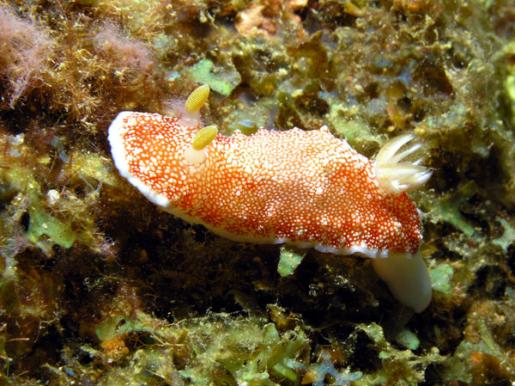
109 109 432 312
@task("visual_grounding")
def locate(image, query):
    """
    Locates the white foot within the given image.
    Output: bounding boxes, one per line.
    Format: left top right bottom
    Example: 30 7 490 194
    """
372 252 432 313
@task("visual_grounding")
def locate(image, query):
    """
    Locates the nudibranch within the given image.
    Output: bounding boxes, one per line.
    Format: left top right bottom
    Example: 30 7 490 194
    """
108 92 433 313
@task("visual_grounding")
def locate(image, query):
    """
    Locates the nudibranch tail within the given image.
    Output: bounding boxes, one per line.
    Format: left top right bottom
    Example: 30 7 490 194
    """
372 252 432 313
375 134 432 195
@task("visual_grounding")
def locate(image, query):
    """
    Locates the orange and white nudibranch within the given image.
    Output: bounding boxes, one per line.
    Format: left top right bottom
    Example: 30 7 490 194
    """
108 97 433 312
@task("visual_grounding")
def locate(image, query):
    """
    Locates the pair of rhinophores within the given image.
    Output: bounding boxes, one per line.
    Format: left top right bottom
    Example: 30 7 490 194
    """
109 85 433 313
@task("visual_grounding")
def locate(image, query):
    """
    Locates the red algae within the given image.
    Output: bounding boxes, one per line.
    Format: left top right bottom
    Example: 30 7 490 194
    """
0 5 53 107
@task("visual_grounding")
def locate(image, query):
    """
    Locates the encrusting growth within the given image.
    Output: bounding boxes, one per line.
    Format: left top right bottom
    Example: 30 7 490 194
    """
108 87 433 313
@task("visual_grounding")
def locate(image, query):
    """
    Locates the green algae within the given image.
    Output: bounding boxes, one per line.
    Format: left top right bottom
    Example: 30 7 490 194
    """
417 183 480 238
0 147 105 257
59 311 314 385
352 323 444 386
441 317 515 384
188 59 242 97
430 263 455 295
224 97 276 135
1 165 76 254
68 152 118 187
492 217 515 253
27 204 77 252
95 313 154 343
180 317 309 385
394 329 420 351
228 118 259 135
328 112 386 153
277 246 305 278
305 352 362 386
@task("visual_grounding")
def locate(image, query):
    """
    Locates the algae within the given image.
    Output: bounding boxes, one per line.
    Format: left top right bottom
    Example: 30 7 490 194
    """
277 246 306 278
188 59 242 97
430 263 455 295
351 323 444 386
394 329 420 351
26 204 77 252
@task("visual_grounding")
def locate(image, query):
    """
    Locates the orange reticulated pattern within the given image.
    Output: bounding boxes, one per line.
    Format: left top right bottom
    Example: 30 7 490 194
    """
119 112 422 254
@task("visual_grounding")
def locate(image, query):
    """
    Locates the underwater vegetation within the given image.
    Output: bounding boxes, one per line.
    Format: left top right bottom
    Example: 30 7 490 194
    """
0 0 513 384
